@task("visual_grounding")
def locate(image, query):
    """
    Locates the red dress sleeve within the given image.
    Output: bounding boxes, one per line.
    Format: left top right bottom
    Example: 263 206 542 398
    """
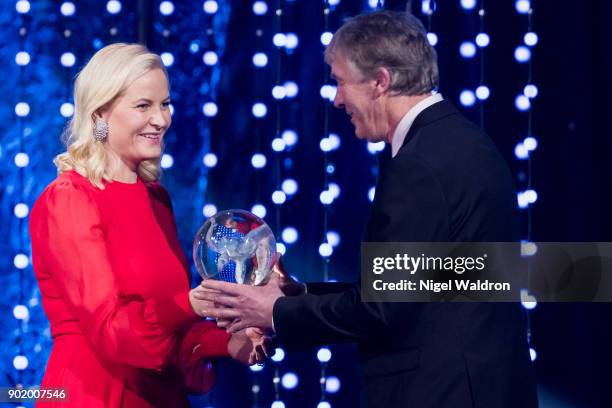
178 321 231 393
30 180 200 371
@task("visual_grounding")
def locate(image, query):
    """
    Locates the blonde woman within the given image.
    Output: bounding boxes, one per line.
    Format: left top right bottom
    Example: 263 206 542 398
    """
30 43 265 407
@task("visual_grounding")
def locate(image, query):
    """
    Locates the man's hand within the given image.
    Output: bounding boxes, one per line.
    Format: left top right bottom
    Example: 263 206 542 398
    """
228 327 275 365
273 256 306 296
191 273 285 333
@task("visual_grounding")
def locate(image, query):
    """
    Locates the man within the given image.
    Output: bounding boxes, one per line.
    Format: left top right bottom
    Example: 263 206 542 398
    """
194 10 538 407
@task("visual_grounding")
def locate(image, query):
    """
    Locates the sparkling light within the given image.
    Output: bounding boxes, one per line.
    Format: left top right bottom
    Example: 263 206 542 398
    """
60 52 76 67
273 33 287 47
160 153 174 169
515 94 531 111
271 401 285 408
459 41 477 58
276 242 286 255
524 84 538 98
319 243 333 257
318 402 332 408
203 0 218 14
320 137 333 153
514 46 531 63
328 182 340 199
523 136 538 151
459 90 476 107
203 152 218 168
326 231 340 247
282 227 298 244
159 1 174 15
515 0 530 14
272 85 287 100
325 376 341 393
460 0 477 10
475 33 490 47
317 347 332 363
529 347 537 362
284 81 299 98
14 254 29 269
285 33 299 49
281 179 298 195
281 373 299 389
202 102 218 117
15 102 30 117
367 141 385 154
15 51 31 66
524 189 538 204
15 153 29 168
320 85 337 101
249 364 264 372
521 241 539 257
271 348 285 362
368 187 376 202
427 32 438 46
517 192 529 209
475 85 490 100
251 204 267 219
203 204 217 218
272 190 286 205
524 32 539 47
60 102 74 117
328 133 341 150
16 0 31 14
61 2 76 16
13 356 28 370
203 51 218 66
252 103 267 118
320 32 333 46
252 52 268 67
13 305 29 320
282 130 298 146
251 153 267 169
272 138 286 152
252 1 268 15
106 0 122 14
161 52 174 67
514 143 529 160
319 190 334 205
14 203 29 219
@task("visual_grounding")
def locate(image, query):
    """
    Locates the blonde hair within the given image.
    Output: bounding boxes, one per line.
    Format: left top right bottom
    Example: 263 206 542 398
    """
54 43 168 189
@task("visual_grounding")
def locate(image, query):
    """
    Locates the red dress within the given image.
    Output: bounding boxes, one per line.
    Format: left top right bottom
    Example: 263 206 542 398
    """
30 170 230 407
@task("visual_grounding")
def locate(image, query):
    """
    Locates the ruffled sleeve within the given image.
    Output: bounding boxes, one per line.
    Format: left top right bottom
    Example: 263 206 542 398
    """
30 179 200 371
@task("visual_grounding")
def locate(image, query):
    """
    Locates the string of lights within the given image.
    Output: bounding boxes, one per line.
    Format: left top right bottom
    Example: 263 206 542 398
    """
513 0 539 365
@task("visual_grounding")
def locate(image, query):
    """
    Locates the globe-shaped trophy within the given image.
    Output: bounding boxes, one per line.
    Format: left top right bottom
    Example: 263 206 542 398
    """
193 209 276 285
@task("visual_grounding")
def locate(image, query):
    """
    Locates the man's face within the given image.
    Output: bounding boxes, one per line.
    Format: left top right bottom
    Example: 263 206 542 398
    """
331 56 386 142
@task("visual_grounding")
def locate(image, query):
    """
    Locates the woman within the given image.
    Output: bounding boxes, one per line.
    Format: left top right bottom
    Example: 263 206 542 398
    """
29 43 260 407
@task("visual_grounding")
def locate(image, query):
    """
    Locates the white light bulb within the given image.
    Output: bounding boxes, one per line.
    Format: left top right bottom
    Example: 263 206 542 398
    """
159 1 174 15
14 203 29 219
203 0 218 14
203 51 218 66
106 0 122 14
15 51 31 66
251 204 267 219
427 32 438 46
160 154 174 169
203 204 217 218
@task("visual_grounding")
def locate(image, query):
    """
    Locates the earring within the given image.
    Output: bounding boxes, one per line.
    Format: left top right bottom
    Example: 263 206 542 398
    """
93 119 108 142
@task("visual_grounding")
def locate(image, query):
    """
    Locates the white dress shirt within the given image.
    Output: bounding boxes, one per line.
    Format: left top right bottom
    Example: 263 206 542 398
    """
391 93 444 158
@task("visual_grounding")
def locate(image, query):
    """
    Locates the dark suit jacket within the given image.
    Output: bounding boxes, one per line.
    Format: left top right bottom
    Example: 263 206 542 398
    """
273 100 538 408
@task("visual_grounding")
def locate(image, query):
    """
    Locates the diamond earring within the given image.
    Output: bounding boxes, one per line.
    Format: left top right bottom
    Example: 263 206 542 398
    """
93 119 108 142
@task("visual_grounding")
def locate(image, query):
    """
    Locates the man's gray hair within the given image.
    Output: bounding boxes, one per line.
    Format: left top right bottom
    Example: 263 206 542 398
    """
325 10 439 96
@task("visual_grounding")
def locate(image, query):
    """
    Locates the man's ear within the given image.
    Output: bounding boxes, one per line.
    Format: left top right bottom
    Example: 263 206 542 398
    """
373 67 391 96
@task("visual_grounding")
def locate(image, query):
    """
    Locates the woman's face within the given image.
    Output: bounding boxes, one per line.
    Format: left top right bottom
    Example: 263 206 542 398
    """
100 68 171 172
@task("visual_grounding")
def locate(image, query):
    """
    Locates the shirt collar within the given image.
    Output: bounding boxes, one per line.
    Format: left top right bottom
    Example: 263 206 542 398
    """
391 93 444 157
